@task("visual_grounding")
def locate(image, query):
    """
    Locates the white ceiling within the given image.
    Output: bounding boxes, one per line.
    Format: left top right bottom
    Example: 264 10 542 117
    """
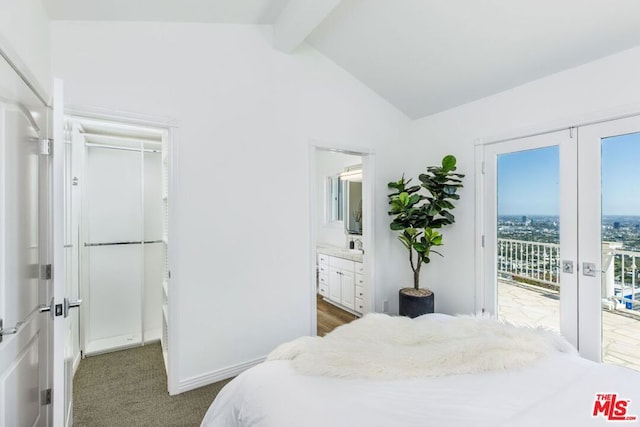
42 0 289 23
44 0 640 119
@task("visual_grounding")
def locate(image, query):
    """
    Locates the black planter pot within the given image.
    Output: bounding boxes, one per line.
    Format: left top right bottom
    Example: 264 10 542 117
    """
399 289 434 318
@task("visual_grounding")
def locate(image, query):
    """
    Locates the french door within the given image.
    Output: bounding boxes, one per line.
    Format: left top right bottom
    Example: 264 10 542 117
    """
483 115 640 370
483 130 578 348
579 116 640 369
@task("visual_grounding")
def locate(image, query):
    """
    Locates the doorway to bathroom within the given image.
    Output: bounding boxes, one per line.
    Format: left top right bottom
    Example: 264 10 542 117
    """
311 145 374 336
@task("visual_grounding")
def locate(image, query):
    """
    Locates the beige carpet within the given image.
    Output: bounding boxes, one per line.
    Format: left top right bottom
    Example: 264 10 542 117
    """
73 343 232 426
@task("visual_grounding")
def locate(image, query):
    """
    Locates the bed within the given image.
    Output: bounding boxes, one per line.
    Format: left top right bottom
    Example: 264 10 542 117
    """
201 313 640 426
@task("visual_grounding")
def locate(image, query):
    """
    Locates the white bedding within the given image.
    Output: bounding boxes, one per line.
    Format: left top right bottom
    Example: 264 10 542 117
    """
202 315 640 427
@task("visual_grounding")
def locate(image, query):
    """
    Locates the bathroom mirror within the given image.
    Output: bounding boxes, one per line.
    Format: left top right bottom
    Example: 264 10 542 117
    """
344 180 362 235
339 164 362 235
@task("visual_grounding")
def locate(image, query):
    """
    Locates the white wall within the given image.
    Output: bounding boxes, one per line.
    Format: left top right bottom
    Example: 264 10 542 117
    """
315 150 361 247
50 21 409 389
393 46 640 316
0 0 51 97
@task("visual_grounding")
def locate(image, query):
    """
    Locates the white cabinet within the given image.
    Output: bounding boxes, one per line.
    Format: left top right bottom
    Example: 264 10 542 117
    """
318 254 330 298
318 251 364 314
340 269 355 310
328 268 342 303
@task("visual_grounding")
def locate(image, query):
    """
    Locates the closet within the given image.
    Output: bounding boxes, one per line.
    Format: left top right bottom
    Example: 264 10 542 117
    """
68 117 170 368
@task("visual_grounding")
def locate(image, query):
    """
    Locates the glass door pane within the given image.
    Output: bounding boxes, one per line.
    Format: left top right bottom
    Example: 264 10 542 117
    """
483 129 577 348
496 147 561 330
600 132 640 371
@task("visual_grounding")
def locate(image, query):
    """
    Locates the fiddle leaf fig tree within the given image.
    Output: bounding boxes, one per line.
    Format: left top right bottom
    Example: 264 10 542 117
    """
388 155 464 291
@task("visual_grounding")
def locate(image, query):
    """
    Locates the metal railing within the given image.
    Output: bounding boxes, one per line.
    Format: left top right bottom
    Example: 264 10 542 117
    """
497 239 560 287
498 238 639 311
606 246 640 310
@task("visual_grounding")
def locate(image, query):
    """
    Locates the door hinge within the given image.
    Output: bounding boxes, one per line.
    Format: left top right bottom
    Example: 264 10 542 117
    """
42 388 52 405
42 264 52 280
39 138 52 155
481 161 485 175
481 235 485 248
569 127 575 139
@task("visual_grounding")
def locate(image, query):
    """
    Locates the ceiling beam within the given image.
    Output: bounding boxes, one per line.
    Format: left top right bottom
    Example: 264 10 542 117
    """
273 0 342 53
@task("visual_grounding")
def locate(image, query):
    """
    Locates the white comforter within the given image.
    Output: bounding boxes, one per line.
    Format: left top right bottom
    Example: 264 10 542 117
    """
202 315 640 427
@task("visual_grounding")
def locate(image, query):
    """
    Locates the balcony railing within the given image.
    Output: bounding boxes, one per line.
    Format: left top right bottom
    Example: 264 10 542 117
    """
497 239 560 287
497 238 639 311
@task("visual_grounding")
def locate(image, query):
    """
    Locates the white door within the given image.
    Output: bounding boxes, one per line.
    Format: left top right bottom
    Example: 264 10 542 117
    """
482 130 579 348
52 78 79 427
578 115 640 368
0 56 52 425
483 120 640 370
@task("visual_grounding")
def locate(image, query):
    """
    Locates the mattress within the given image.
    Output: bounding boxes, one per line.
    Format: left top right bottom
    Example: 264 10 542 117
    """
202 315 640 426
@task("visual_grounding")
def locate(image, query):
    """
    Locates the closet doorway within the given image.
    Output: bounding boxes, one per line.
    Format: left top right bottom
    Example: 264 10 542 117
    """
65 113 173 383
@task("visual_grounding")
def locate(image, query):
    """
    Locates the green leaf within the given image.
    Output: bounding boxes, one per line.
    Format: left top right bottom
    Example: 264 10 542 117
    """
399 192 409 205
442 155 456 171
443 185 458 195
442 211 455 222
412 242 427 253
398 235 412 250
390 221 406 231
404 227 417 237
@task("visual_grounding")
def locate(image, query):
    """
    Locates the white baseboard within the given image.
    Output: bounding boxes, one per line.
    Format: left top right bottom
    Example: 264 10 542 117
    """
177 356 265 394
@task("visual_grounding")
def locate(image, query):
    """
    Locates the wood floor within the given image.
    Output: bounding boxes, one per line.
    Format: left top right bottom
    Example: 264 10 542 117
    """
317 294 358 336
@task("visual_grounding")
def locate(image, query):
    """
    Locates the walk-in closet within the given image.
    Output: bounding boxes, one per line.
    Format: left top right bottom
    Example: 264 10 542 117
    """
65 115 171 371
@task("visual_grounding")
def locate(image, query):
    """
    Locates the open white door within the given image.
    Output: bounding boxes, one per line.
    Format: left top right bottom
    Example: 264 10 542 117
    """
52 78 79 426
0 52 52 425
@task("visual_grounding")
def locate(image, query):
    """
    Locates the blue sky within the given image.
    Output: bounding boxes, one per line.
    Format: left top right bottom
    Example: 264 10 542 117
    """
498 146 559 216
497 132 640 216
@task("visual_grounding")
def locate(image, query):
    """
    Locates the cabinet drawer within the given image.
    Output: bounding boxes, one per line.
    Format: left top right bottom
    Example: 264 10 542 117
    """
318 283 329 297
355 273 365 287
318 274 328 286
355 262 364 274
318 253 329 264
355 285 364 299
318 264 329 275
355 297 365 313
330 256 355 272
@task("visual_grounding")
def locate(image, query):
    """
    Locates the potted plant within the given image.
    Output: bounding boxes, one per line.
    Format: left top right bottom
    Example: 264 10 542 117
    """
387 154 464 318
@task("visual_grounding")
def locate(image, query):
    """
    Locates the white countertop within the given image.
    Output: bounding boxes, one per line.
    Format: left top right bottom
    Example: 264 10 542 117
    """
317 243 364 263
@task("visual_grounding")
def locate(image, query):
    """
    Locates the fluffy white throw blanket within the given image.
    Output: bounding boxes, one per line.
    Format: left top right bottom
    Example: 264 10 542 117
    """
267 313 576 380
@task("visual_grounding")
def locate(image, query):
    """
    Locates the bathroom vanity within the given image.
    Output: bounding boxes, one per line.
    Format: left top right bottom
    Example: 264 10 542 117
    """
317 245 365 316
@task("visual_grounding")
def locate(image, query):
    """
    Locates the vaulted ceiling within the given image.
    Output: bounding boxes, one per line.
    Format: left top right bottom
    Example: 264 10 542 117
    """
43 0 640 119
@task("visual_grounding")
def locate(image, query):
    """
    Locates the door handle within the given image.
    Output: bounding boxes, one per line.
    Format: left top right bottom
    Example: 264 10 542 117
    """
562 260 574 274
64 298 82 318
1 299 56 343
582 262 601 277
39 298 60 317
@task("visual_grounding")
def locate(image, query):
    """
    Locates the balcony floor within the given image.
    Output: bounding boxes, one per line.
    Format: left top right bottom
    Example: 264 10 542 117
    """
498 280 640 371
